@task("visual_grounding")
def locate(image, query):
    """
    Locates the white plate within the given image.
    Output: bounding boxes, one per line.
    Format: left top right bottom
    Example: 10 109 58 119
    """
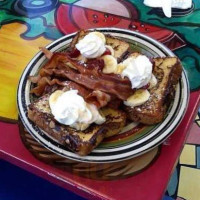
17 28 189 163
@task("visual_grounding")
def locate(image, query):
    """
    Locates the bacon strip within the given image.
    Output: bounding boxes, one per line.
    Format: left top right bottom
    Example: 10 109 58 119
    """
86 90 111 108
40 47 53 59
31 49 134 104
30 77 92 98
42 52 130 85
30 77 70 96
29 75 41 84
39 66 133 100
30 77 111 108
37 52 134 100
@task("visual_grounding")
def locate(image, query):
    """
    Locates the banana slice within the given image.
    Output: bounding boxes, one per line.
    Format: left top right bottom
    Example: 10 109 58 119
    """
124 89 150 107
115 57 133 74
149 74 158 89
49 90 64 110
115 63 126 74
102 55 118 74
92 32 106 43
105 45 114 56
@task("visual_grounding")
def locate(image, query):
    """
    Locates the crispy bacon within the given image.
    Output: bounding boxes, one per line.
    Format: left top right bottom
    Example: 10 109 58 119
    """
43 52 130 85
29 76 111 108
37 52 134 100
29 75 41 84
40 47 53 59
86 90 111 108
39 66 133 100
31 49 134 106
30 77 91 98
107 98 122 109
30 77 69 96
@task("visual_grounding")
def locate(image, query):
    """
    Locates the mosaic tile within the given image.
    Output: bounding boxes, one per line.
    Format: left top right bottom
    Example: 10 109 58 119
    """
195 116 200 127
179 144 196 165
195 109 200 127
167 167 178 196
186 123 200 145
178 166 200 200
197 146 200 169
163 195 175 200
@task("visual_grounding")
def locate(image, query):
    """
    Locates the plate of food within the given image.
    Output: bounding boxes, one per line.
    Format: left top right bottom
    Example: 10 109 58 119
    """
17 28 189 163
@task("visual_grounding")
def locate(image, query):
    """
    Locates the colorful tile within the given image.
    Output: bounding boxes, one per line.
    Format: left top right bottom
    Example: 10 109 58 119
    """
179 144 196 165
195 109 200 127
178 166 200 200
197 146 200 169
195 114 200 127
167 168 178 196
186 123 200 145
163 195 175 200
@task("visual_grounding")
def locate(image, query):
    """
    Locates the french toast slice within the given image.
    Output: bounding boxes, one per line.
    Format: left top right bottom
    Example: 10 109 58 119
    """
70 30 130 62
28 93 126 156
123 53 182 125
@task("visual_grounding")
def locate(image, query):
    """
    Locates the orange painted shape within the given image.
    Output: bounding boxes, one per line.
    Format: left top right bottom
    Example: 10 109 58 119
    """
0 23 52 121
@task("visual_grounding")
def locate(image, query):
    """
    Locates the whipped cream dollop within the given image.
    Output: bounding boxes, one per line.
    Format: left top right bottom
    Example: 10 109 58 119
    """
49 90 105 130
121 55 153 89
76 32 106 59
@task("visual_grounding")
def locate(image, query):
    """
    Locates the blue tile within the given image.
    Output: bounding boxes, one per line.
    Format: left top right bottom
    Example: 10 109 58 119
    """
197 146 200 169
162 195 175 200
166 167 178 196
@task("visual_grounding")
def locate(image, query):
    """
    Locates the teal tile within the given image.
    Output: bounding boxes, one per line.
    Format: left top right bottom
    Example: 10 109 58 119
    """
167 167 178 196
197 146 200 169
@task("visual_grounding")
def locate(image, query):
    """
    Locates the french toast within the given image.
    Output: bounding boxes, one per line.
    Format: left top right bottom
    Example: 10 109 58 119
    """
27 30 182 156
123 53 182 124
28 92 126 156
70 30 130 62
